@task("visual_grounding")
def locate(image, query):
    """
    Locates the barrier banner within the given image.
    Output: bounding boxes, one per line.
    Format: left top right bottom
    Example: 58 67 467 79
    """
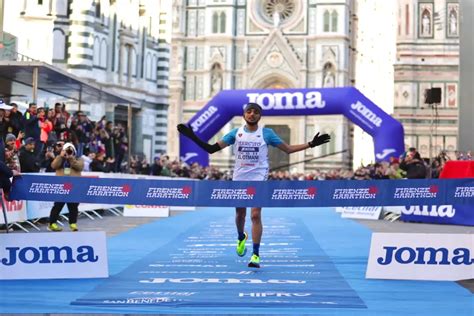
399 161 474 226
0 231 108 280
400 205 474 226
366 233 474 281
25 200 55 220
9 175 474 207
26 201 122 220
0 195 26 225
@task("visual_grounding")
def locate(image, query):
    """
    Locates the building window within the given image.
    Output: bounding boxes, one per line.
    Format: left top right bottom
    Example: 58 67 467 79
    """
185 76 195 100
55 0 68 16
152 55 157 80
212 12 218 33
131 47 137 77
323 11 330 32
95 1 101 18
100 39 107 68
262 0 295 23
91 39 107 68
52 29 66 60
212 11 226 33
331 11 338 32
323 10 338 32
405 4 409 35
93 37 100 66
220 12 226 33
124 45 130 75
148 17 152 36
145 53 151 79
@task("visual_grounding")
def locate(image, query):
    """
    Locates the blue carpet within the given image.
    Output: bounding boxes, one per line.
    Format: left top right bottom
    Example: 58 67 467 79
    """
0 207 472 315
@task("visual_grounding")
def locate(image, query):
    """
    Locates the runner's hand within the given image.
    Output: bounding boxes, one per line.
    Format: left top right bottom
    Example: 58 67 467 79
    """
308 132 330 148
177 124 196 138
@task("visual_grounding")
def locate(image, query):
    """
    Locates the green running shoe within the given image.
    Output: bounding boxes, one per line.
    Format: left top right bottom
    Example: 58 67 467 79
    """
248 254 260 268
236 232 248 257
69 223 78 232
47 223 62 232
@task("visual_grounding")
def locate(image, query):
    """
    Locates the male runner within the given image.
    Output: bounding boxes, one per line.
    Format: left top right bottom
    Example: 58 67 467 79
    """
177 102 330 268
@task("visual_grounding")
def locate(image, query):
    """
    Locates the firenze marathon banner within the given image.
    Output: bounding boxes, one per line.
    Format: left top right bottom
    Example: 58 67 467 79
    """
10 175 474 208
180 87 405 165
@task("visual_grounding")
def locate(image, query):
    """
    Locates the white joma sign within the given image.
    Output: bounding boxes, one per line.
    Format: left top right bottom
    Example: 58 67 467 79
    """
246 92 326 110
366 233 474 281
0 232 108 280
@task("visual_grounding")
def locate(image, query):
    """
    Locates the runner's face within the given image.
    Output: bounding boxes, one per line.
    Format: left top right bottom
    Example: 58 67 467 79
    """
243 108 261 126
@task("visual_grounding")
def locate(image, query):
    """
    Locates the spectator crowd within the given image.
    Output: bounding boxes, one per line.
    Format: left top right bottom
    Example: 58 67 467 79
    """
268 148 472 181
1 101 128 175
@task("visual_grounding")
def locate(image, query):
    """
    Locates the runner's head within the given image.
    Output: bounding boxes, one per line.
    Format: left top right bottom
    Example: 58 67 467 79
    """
243 103 262 126
244 102 262 114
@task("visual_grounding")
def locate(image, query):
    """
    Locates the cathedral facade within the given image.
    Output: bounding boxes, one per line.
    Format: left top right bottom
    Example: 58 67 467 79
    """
394 0 459 158
168 0 354 172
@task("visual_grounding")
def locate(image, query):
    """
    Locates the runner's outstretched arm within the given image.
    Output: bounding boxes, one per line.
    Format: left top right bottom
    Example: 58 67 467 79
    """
177 124 224 154
277 132 331 154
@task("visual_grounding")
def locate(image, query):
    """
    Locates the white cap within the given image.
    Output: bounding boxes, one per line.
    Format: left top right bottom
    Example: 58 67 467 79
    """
0 100 13 110
62 142 76 153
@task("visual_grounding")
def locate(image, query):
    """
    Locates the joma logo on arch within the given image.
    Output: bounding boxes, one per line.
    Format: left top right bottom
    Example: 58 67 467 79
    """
246 92 326 110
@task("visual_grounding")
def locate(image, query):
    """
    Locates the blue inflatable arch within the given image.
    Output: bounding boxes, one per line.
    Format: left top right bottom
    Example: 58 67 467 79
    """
180 87 405 166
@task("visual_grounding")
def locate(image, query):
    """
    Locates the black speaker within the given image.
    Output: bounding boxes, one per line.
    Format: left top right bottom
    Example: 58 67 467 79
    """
425 88 442 104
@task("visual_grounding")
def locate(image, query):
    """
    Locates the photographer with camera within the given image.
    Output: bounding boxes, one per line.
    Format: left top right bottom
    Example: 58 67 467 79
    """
47 142 84 232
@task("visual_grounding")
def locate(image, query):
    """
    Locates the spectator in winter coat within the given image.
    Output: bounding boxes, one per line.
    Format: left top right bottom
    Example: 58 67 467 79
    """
23 103 40 141
19 137 40 172
8 103 24 136
400 150 427 179
0 137 19 201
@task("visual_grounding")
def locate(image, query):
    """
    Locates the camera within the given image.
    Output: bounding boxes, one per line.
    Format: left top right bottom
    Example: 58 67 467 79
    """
65 148 74 156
